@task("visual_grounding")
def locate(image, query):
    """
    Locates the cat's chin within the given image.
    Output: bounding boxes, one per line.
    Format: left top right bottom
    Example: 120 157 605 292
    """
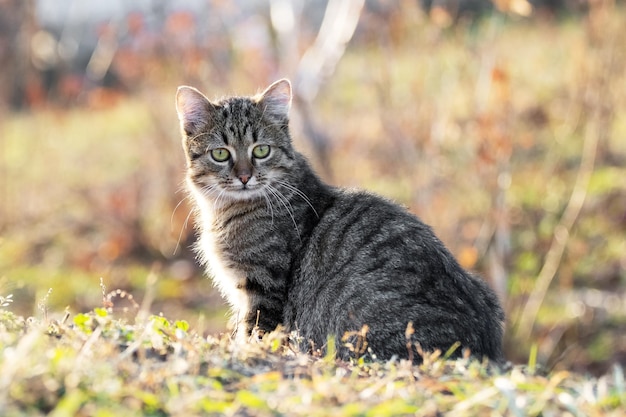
220 186 267 203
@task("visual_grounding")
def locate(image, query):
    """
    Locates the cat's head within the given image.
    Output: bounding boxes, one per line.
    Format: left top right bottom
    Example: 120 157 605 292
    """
175 79 295 205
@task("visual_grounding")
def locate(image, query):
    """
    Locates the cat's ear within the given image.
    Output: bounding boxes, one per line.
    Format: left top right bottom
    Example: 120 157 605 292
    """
176 86 214 137
256 79 292 121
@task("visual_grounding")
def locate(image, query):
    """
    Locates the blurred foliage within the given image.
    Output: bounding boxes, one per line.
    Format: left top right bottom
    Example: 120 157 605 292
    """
0 0 625 377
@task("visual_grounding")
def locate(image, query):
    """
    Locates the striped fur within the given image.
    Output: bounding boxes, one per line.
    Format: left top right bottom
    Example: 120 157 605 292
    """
175 79 504 362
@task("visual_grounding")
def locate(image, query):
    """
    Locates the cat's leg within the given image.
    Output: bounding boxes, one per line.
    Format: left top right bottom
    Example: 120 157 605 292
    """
242 289 286 339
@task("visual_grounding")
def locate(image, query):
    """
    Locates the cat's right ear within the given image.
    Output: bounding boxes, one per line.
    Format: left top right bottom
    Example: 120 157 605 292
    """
176 86 213 137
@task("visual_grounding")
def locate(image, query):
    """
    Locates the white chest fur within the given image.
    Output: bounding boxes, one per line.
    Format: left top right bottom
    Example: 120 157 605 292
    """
198 229 249 312
190 185 250 335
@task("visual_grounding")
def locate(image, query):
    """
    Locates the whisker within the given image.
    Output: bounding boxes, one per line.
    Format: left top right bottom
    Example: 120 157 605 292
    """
199 184 220 200
172 182 220 255
196 181 223 210
171 196 189 232
171 195 193 255
275 179 319 218
173 206 195 256
187 131 211 142
213 188 227 212
267 184 301 240
261 189 275 228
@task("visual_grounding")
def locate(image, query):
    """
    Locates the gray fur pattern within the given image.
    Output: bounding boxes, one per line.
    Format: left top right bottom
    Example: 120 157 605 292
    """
175 79 504 362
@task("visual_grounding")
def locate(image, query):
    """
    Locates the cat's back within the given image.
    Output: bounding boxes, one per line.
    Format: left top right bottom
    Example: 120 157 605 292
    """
302 188 445 278
290 188 504 362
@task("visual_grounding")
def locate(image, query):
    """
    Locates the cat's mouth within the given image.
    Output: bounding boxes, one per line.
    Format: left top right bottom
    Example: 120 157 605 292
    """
223 181 267 200
190 174 273 205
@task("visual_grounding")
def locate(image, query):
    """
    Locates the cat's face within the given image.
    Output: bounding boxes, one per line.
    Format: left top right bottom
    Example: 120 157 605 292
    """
176 79 295 206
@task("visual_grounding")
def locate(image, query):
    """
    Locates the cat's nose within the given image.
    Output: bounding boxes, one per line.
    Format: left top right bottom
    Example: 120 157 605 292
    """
239 174 251 184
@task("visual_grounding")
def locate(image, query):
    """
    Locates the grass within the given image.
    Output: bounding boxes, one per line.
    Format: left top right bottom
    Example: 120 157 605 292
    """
0 300 624 416
1 3 626 412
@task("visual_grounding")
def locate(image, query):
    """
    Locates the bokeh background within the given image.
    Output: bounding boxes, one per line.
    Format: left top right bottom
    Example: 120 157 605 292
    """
1 0 624 376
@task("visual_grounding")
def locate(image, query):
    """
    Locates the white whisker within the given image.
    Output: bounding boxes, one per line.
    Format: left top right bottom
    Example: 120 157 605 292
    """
171 195 194 255
266 184 301 240
261 189 275 228
171 195 189 232
173 206 195 255
196 182 223 211
213 188 227 212
275 179 319 218
187 131 211 142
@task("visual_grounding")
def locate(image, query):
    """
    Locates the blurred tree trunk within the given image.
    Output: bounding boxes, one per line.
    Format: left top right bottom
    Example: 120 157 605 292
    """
0 0 37 109
270 0 365 179
0 0 37 232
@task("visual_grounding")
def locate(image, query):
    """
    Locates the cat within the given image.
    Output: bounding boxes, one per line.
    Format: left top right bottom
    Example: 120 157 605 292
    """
175 79 505 363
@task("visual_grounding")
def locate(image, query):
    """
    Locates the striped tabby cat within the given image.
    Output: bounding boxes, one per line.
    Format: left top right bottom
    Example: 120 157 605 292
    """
175 79 504 362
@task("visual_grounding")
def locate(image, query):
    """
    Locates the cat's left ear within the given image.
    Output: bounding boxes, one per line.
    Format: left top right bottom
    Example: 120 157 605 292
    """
257 79 292 121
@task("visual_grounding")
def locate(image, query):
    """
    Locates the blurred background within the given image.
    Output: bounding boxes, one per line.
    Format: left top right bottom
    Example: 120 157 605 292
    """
0 0 624 376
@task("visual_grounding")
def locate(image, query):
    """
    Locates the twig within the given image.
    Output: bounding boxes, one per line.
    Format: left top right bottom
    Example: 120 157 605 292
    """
516 88 601 341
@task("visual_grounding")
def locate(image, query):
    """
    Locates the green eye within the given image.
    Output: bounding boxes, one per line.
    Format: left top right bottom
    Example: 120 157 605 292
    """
252 145 270 159
211 148 230 162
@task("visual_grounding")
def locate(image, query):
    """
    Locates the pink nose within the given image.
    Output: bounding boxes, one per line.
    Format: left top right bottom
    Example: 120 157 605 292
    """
239 174 251 184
